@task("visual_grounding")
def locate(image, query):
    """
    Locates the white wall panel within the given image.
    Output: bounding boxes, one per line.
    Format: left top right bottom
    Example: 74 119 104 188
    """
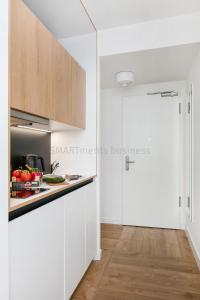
0 0 9 298
99 12 200 57
186 50 200 263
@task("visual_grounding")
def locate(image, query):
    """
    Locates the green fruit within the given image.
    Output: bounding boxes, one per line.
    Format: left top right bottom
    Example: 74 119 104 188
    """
43 176 65 183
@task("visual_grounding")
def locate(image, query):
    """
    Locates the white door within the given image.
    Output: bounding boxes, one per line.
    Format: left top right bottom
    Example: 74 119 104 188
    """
122 95 181 229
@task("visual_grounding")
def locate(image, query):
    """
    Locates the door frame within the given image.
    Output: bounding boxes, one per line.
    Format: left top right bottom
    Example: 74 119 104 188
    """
186 83 194 223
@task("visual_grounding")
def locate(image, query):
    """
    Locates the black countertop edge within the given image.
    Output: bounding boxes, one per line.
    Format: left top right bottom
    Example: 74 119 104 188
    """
9 178 94 221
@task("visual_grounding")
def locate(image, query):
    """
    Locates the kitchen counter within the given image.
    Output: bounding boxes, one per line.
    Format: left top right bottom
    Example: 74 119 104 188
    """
9 175 96 221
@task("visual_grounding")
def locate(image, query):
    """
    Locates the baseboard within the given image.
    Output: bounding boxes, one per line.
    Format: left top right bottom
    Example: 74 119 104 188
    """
101 217 121 225
185 228 200 270
94 248 102 261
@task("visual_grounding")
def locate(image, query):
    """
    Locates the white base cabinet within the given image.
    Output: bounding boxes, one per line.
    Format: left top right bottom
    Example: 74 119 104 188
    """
65 181 97 299
9 181 97 300
85 182 97 268
9 200 65 300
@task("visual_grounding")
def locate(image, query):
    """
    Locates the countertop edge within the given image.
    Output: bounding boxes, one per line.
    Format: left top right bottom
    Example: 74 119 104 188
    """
9 177 95 221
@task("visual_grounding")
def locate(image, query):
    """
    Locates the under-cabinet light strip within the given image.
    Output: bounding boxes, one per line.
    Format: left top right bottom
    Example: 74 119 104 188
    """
16 125 52 133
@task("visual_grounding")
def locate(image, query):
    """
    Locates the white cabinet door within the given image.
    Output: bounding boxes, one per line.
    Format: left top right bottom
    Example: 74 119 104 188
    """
65 181 97 299
84 182 97 268
65 188 85 299
9 200 65 300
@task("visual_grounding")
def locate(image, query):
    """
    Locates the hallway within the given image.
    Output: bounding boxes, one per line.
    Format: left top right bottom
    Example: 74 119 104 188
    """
71 224 200 300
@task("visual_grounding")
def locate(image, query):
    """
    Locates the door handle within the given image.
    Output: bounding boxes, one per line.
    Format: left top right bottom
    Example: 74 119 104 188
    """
125 155 135 171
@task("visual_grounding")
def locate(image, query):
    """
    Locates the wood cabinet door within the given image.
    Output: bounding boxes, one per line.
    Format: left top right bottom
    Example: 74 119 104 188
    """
31 21 53 118
10 0 38 113
52 41 72 124
71 59 86 129
10 0 52 118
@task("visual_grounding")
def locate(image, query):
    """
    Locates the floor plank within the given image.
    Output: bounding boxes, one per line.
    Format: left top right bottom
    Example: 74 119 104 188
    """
99 262 200 296
71 250 112 300
111 253 199 274
71 224 200 300
94 289 158 300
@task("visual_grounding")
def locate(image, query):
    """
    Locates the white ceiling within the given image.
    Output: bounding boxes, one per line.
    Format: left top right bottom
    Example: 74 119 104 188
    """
24 0 200 38
101 43 200 89
24 0 95 39
83 0 200 30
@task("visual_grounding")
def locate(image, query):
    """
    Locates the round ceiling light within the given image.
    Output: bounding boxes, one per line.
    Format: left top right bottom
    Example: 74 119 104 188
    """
115 71 135 87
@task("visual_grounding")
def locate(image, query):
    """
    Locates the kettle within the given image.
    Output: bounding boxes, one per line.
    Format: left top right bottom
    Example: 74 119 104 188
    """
22 154 45 172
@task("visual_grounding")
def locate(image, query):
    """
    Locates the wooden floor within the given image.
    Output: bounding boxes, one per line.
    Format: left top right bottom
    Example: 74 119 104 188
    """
71 224 200 300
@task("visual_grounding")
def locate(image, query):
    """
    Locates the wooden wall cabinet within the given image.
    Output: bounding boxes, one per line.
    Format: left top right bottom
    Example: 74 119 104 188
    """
35 22 54 119
10 0 86 129
10 0 53 119
52 41 72 125
71 59 86 129
10 0 37 114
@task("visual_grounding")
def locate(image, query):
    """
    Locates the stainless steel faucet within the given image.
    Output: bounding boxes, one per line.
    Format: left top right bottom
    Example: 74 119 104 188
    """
51 161 60 174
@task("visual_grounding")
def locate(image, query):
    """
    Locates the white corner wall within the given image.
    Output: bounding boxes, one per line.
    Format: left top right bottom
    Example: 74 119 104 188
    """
99 12 200 57
186 49 200 262
51 33 97 175
0 0 9 298
101 81 186 225
100 88 123 224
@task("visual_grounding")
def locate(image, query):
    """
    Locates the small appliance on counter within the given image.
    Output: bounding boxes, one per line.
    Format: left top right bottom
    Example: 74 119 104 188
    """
22 154 45 172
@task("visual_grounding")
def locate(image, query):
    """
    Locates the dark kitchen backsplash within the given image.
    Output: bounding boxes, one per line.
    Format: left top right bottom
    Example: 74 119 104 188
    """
11 127 51 173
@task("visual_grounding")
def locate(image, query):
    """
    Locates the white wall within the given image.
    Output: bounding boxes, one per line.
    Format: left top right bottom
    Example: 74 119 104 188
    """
51 33 97 175
101 81 186 224
99 12 200 57
100 88 123 224
186 49 200 262
0 0 9 298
